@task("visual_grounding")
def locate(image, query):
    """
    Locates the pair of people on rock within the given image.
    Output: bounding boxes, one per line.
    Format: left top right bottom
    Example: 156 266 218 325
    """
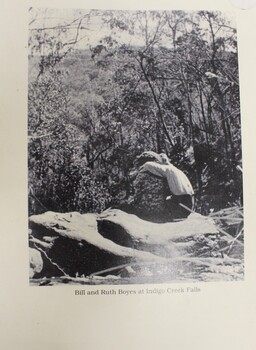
139 153 194 221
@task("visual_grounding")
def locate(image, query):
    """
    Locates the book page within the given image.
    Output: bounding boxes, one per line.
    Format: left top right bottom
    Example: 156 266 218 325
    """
1 0 256 349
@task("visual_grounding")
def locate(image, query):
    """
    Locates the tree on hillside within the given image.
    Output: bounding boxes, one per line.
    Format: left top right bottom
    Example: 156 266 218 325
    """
28 9 242 215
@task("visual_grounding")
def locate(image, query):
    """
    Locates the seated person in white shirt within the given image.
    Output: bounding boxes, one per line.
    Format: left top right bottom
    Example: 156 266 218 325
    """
139 153 194 220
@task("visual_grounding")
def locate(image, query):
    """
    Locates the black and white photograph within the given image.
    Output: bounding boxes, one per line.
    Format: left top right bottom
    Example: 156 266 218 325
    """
28 8 244 286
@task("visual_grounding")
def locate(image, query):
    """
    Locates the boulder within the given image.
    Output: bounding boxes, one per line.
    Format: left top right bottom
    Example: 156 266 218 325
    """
29 211 167 278
29 248 43 278
29 208 243 283
131 172 171 222
97 209 220 258
124 151 172 222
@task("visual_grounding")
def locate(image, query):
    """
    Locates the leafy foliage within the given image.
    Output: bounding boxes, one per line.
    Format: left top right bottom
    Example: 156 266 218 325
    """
28 9 242 215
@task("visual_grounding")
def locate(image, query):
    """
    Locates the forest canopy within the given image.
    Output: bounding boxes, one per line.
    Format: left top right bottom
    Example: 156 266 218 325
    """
28 8 242 215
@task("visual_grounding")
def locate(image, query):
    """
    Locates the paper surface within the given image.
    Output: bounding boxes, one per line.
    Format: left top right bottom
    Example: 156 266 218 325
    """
1 0 256 349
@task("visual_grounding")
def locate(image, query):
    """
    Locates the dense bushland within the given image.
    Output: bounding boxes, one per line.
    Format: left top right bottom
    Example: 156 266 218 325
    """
28 9 242 215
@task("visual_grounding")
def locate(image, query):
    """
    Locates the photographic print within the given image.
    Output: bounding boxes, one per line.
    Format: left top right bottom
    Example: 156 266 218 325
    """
28 8 244 286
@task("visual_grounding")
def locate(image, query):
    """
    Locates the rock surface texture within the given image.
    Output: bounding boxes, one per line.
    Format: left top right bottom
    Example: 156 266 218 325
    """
29 208 244 284
120 151 172 222
131 172 171 222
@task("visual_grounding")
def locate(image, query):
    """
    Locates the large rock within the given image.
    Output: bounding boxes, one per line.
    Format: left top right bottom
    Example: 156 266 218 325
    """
131 172 171 222
28 208 244 283
29 211 167 278
97 209 220 258
29 248 43 277
124 151 172 222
